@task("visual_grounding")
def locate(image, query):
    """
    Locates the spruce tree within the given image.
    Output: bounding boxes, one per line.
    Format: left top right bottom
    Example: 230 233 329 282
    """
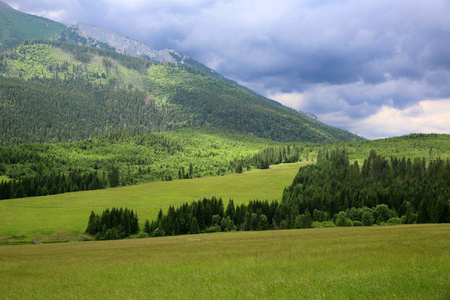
190 217 200 234
86 211 99 235
131 211 139 234
108 166 120 187
144 219 152 234
225 200 236 220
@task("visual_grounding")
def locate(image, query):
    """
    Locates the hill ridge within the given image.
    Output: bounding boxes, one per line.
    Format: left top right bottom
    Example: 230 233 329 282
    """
0 40 363 144
71 23 179 64
0 1 304 109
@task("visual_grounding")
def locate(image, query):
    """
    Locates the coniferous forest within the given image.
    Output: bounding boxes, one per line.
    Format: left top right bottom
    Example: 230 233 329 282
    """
281 149 450 225
140 149 449 238
85 207 139 240
0 41 362 145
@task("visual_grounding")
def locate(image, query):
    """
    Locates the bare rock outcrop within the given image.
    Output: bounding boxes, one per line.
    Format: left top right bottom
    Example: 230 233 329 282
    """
71 23 189 64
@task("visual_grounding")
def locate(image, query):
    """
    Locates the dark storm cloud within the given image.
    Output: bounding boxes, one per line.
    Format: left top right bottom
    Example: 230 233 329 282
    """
4 0 450 138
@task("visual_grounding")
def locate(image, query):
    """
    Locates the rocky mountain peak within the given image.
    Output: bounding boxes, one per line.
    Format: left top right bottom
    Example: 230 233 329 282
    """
71 23 188 64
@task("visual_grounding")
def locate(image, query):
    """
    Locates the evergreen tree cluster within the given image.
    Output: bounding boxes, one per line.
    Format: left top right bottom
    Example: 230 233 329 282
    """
229 144 312 173
0 169 107 200
248 145 306 169
145 197 414 239
281 149 450 224
144 150 449 239
86 207 139 240
144 198 281 237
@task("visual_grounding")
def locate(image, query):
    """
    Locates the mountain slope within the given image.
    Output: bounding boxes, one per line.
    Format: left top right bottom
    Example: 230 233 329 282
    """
0 1 66 50
0 41 363 144
0 1 295 108
69 23 180 64
0 3 225 75
67 23 285 107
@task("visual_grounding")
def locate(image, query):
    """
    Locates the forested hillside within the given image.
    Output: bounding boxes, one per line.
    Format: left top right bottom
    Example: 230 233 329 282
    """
1 131 448 201
0 128 310 200
0 41 362 145
0 1 297 108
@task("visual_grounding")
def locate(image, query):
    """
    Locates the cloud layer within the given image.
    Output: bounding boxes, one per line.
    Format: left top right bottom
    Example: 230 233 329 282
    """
5 0 450 139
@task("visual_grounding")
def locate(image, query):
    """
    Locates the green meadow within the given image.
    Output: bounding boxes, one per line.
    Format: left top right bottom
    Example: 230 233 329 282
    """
1 224 448 299
0 162 306 241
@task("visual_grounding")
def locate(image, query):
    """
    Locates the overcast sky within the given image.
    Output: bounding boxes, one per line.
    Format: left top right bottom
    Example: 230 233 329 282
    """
5 0 450 139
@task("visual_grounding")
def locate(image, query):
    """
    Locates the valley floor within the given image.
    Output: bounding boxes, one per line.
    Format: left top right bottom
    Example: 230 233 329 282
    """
0 162 307 241
0 224 448 299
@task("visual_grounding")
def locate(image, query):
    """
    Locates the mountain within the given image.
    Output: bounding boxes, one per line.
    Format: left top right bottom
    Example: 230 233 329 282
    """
0 41 363 145
0 3 220 71
0 2 364 145
65 23 284 107
68 23 185 64
0 3 272 101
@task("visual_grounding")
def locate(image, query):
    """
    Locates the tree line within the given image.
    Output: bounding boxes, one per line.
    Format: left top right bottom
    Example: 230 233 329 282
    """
85 207 139 240
0 170 108 199
141 150 449 238
0 129 312 200
141 197 425 239
281 149 450 224
143 197 280 237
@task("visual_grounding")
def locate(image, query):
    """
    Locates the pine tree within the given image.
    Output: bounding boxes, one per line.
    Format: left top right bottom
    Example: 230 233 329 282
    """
225 200 236 220
144 219 152 234
108 166 120 187
131 211 139 234
190 217 200 234
86 211 99 235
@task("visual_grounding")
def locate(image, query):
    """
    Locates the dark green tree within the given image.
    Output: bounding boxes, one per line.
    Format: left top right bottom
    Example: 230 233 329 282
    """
144 219 152 234
86 211 100 235
108 166 120 187
256 214 268 231
190 217 200 234
225 200 236 220
362 211 374 226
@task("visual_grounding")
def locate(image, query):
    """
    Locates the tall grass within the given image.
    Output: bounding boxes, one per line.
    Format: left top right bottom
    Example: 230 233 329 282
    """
0 224 448 299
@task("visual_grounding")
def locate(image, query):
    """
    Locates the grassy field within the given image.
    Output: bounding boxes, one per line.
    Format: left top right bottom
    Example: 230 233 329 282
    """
0 224 448 299
0 162 306 241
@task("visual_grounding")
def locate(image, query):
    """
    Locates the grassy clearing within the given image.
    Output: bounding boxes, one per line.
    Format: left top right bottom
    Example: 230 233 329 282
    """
0 224 448 299
0 162 306 240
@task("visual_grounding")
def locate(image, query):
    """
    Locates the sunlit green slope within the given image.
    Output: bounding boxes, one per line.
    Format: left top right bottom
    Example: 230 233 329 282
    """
0 41 363 144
